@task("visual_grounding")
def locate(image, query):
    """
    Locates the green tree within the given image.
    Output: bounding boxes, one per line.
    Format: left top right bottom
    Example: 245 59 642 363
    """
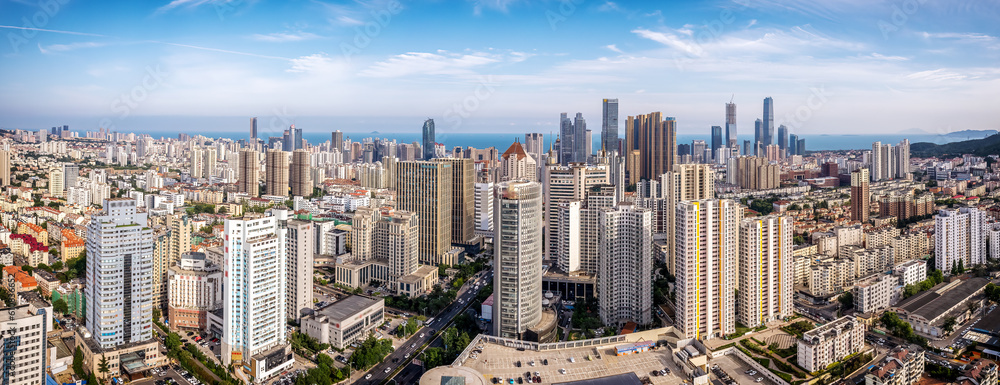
53 298 69 314
838 292 854 310
153 308 161 322
943 317 957 334
73 346 85 375
98 354 110 380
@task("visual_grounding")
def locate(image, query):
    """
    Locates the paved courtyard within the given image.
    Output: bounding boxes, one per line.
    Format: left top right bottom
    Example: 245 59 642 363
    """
710 354 781 385
463 343 686 384
757 329 796 350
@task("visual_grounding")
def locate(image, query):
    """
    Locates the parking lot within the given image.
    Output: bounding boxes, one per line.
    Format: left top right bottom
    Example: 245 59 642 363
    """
709 354 780 385
462 342 682 384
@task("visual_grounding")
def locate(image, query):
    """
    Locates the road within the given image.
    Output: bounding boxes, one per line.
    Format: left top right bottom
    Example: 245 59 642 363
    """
359 269 492 385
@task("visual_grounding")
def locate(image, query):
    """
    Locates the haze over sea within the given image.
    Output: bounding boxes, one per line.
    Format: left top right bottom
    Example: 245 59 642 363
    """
140 130 992 153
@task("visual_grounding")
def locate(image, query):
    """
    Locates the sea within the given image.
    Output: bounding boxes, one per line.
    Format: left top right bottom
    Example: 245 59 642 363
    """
143 130 991 153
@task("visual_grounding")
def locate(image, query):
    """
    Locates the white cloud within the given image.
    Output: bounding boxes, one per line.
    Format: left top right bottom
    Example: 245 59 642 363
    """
287 53 343 74
861 52 908 61
252 31 322 42
605 44 624 54
471 0 521 15
156 0 236 14
906 69 968 82
359 51 503 78
746 19 758 28
38 41 105 54
632 29 703 56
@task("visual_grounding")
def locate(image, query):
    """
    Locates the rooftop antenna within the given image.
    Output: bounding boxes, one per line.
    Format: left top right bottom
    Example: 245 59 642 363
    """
730 94 734 103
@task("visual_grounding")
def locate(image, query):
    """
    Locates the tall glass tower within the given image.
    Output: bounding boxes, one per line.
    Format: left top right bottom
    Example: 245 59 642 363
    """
602 98 619 154
762 97 774 145
422 118 435 160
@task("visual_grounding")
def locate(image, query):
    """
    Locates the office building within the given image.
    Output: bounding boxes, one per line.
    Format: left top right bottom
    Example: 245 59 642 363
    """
737 215 793 328
501 141 537 182
290 149 312 197
851 168 870 223
85 198 155 349
437 158 475 244
251 117 257 139
238 149 259 195
762 97 774 145
558 113 588 165
346 207 437 297
710 126 723 160
63 163 79 191
936 207 988 273
602 99 619 154
597 204 652 326
286 220 314 321
300 296 384 350
492 180 543 340
396 161 454 265
797 316 865 372
0 301 50 385
222 213 293 380
332 130 344 153
777 125 788 152
422 119 435 160
624 112 676 184
789 133 798 156
265 149 289 197
524 133 545 175
167 252 223 330
725 102 737 145
675 199 740 340
753 118 763 155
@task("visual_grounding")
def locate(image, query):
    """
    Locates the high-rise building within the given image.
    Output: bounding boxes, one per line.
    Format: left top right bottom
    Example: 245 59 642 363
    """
500 141 537 182
251 117 257 140
574 113 587 163
710 126 723 159
285 219 314 321
762 97 774 145
86 198 155 349
737 215 793 328
734 156 780 190
602 98 619 154
788 134 798 156
544 164 610 255
725 102 737 144
691 140 707 163
559 113 574 165
167 252 223 330
191 148 204 179
753 118 763 155
332 130 344 153
437 158 475 244
377 210 419 290
290 149 312 197
872 139 911 181
166 214 191 264
663 164 715 274
624 112 676 184
474 182 494 237
936 207 988 273
675 199 740 340
556 189 617 275
203 147 217 179
851 168 870 223
292 125 303 150
597 204 652 326
796 138 805 155
238 149 260 196
222 213 294 380
422 119 435 160
0 299 49 385
48 167 64 197
63 163 79 190
396 161 454 265
0 149 10 187
492 180 543 340
777 124 788 152
265 149 289 197
524 133 545 172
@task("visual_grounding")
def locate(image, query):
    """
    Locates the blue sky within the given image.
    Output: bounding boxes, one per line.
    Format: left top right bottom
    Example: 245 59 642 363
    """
1 0 998 138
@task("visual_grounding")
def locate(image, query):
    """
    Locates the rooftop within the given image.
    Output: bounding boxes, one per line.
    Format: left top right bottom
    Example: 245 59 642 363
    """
896 277 989 321
316 295 383 323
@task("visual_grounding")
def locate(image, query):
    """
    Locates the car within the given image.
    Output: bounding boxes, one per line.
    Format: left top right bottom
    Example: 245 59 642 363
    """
420 333 425 338
412 343 416 348
756 378 763 383
534 372 539 377
384 367 391 374
366 374 372 380
515 361 521 367
568 357 575 363
559 368 567 374
405 353 410 359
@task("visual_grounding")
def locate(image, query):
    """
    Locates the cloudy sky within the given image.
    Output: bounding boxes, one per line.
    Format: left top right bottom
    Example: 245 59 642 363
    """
1 0 998 138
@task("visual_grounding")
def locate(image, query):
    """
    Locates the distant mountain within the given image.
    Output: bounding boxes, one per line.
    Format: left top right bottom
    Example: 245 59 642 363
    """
911 133 1000 157
899 128 997 138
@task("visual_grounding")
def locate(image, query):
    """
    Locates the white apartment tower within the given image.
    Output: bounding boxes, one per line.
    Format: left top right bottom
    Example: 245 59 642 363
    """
675 199 740 340
474 182 494 237
85 198 155 349
737 215 794 328
597 204 653 326
285 219 314 322
0 303 48 385
492 180 543 340
935 207 988 273
222 212 293 380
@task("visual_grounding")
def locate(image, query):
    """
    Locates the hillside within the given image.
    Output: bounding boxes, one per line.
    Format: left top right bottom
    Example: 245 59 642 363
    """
911 134 1000 158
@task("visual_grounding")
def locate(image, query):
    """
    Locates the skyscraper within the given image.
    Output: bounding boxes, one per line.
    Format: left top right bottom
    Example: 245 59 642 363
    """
492 180 543 340
378 210 419 290
238 149 259 196
203 147 217 179
265 149 289 197
574 113 587 163
0 149 10 187
559 113 574 165
290 149 312 197
663 164 715 275
788 134 798 156
796 138 806 155
597 204 652 326
935 207 988 273
725 101 737 144
602 98 619 154
251 117 257 140
436 158 475 244
753 118 763 155
190 148 204 179
710 126 723 160
675 199 740 340
332 130 344 153
737 215 793 328
86 198 155 349
763 97 774 145
422 119 435 160
396 161 454 265
524 133 545 168
777 124 788 152
222 212 294 379
63 163 79 190
851 168 870 223
624 112 676 183
0 298 48 385
285 219 314 321
292 125 303 150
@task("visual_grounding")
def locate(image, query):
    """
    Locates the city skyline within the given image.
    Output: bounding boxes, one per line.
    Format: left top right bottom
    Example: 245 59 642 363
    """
1 1 998 136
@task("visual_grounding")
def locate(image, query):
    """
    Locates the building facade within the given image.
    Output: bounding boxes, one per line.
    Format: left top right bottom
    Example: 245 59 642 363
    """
675 199 740 340
492 180 543 340
737 215 793 328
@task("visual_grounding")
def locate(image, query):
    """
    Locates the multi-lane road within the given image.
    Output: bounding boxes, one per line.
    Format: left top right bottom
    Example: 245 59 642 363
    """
359 269 492 385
